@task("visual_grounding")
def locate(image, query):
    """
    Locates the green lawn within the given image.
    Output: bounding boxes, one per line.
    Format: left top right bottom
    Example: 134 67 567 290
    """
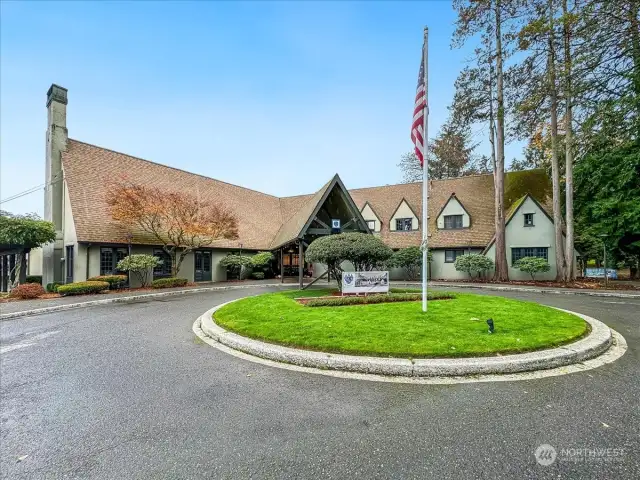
214 289 589 358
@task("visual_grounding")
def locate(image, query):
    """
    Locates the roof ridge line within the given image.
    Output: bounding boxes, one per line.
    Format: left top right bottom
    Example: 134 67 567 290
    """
66 138 281 200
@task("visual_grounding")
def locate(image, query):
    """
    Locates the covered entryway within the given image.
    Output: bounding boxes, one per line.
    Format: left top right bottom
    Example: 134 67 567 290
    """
270 174 371 288
194 250 212 282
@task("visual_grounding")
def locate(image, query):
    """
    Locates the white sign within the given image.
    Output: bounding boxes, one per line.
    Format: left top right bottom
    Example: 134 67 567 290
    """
331 219 341 229
342 271 389 294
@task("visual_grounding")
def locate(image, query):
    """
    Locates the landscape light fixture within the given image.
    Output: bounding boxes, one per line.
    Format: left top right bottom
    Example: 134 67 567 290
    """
486 318 495 334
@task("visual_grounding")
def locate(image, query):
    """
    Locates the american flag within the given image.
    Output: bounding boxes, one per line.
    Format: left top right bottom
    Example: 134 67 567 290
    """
411 45 427 166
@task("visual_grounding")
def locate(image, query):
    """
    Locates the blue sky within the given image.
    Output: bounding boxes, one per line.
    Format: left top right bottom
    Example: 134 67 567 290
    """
1 0 524 216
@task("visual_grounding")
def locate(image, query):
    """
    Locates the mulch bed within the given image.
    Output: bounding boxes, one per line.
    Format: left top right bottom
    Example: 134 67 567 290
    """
433 278 640 291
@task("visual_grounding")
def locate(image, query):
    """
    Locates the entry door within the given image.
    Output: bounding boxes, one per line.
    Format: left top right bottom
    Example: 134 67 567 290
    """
65 245 74 284
194 251 212 282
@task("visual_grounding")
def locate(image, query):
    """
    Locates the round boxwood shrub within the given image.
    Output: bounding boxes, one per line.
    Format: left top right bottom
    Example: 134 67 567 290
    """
151 277 189 289
57 281 110 296
251 271 265 280
9 283 46 299
514 256 551 280
46 282 62 293
25 275 43 285
453 253 495 279
87 275 128 289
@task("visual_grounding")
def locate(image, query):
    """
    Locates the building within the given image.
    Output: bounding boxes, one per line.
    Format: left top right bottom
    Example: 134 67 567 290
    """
35 84 573 287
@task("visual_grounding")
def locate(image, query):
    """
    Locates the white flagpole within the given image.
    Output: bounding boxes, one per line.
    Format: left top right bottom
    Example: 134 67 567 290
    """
422 26 429 313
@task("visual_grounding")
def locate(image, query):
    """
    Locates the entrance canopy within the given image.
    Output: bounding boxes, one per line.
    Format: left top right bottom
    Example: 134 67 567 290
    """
271 174 371 287
271 174 370 250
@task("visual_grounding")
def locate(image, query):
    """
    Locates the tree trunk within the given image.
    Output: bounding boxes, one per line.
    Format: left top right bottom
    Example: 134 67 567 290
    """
493 0 509 281
563 0 575 281
548 0 566 282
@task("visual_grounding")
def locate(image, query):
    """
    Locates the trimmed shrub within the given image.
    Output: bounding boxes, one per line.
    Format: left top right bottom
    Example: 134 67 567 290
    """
9 283 46 299
454 253 495 279
251 272 265 280
117 254 162 287
514 257 551 280
220 254 253 280
46 282 62 293
306 233 393 290
250 251 274 268
305 291 455 307
388 247 432 280
57 281 109 296
25 275 43 285
151 277 188 289
87 275 128 289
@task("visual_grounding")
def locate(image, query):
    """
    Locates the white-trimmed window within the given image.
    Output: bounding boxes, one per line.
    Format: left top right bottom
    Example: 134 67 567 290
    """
443 215 463 229
395 218 413 231
445 249 465 263
524 213 534 227
366 220 376 231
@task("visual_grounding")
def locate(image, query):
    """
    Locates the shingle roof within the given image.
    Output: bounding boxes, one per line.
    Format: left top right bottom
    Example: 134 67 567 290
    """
62 139 552 251
62 140 283 249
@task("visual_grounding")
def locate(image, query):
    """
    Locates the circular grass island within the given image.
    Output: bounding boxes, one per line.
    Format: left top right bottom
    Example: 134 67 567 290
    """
213 289 590 358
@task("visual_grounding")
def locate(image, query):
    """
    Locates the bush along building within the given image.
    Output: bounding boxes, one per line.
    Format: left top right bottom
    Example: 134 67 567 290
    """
35 84 575 287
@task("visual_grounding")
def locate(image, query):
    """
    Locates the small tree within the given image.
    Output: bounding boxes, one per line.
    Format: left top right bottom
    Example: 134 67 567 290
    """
388 246 432 281
250 251 274 278
108 182 239 276
453 253 494 279
305 233 393 290
514 256 551 281
0 211 56 287
117 254 162 287
220 254 253 280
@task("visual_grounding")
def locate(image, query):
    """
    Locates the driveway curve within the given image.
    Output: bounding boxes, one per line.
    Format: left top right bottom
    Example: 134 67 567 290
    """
1 286 638 479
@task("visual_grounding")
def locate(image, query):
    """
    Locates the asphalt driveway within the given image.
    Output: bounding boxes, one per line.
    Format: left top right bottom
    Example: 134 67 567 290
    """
1 287 638 479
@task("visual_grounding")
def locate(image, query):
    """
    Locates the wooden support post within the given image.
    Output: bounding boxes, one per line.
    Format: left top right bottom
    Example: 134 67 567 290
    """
280 247 284 283
298 241 304 289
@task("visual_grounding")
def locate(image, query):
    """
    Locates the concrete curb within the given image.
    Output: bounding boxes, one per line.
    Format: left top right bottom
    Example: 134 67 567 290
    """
199 299 614 377
404 282 640 298
0 283 297 320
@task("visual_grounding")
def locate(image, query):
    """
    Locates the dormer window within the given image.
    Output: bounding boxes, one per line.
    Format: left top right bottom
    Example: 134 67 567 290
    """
396 218 413 231
443 215 463 229
524 213 534 227
366 220 376 231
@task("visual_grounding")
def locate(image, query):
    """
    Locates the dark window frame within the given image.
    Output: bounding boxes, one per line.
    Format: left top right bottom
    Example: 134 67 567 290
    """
395 218 413 231
511 247 548 264
100 247 128 276
65 245 74 283
153 249 173 278
444 249 465 263
443 214 464 230
524 213 535 227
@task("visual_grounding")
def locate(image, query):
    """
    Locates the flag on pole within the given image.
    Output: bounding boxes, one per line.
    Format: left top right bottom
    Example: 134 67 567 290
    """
411 42 427 166
413 28 429 313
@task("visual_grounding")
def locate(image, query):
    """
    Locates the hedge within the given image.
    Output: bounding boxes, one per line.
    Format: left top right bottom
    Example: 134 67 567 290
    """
251 272 265 280
151 277 188 289
87 275 128 289
25 275 43 285
45 282 63 293
304 291 455 307
57 281 110 296
9 283 45 299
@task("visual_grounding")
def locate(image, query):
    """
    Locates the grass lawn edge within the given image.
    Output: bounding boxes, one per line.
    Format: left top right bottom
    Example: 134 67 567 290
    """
213 290 591 359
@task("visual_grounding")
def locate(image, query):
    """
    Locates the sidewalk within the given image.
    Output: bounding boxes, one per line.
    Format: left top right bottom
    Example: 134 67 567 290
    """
396 281 640 298
2 278 639 320
0 279 307 317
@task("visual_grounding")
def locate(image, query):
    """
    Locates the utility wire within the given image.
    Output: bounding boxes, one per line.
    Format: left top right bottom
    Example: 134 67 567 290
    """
0 174 63 205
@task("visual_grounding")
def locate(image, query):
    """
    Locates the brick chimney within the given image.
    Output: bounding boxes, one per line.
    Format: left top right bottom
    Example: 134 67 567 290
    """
43 84 68 285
